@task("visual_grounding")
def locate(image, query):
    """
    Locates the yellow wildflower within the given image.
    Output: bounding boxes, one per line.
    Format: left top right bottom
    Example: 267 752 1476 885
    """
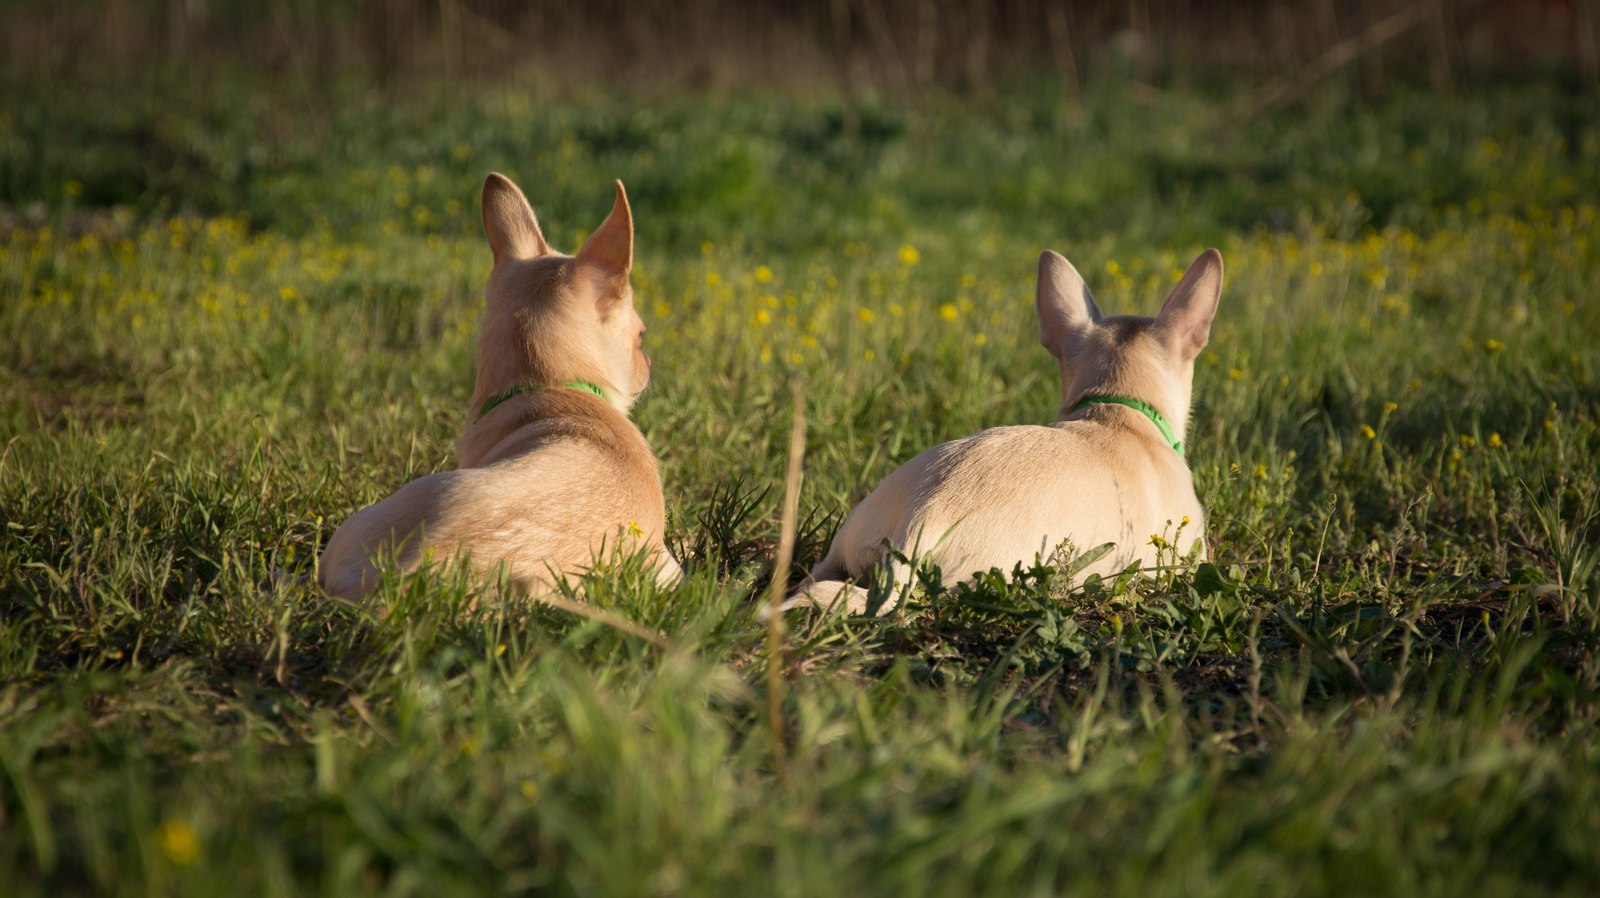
155 819 200 866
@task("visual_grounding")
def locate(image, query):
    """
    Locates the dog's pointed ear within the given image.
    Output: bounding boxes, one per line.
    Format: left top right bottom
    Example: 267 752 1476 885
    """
574 180 632 288
482 173 550 262
1155 249 1224 362
1036 250 1102 352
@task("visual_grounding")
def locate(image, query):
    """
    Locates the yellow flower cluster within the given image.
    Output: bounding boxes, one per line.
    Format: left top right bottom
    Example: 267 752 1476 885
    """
4 188 1591 419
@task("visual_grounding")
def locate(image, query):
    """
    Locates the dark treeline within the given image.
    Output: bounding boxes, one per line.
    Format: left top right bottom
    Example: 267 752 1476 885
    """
4 0 1597 92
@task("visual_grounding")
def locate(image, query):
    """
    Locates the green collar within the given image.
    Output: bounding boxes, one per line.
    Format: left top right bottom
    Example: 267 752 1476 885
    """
1069 393 1185 457
477 380 607 420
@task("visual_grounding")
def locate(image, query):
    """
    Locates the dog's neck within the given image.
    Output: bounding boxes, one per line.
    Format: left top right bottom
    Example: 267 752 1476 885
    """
478 380 608 420
1068 395 1185 455
1058 367 1192 453
455 385 622 468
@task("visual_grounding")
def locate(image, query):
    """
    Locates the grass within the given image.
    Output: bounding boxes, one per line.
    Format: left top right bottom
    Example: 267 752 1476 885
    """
2 63 1599 896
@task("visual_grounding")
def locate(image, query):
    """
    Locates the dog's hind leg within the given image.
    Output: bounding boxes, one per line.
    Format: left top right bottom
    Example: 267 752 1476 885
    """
781 578 874 614
776 550 854 614
778 553 908 617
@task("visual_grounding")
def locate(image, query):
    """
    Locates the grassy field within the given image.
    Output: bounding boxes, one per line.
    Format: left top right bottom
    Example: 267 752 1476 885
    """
3 63 1600 896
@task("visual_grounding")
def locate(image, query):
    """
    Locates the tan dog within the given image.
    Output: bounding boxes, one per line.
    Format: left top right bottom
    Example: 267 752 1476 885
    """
787 248 1223 615
318 173 681 601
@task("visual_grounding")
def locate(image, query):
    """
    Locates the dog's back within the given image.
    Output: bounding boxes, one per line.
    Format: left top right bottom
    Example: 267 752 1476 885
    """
812 418 1201 605
320 390 673 600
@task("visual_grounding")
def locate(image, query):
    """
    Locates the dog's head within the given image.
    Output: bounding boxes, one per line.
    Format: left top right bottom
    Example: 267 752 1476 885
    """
470 173 650 417
1035 248 1223 424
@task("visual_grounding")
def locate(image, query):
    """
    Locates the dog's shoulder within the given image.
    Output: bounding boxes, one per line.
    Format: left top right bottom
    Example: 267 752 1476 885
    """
934 422 1084 461
467 391 658 474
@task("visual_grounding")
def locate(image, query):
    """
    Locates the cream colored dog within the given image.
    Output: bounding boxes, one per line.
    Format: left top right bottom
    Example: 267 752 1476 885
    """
318 173 681 601
787 248 1223 615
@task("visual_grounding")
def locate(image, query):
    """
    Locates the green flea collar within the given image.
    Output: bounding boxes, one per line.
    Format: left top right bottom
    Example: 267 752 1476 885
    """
1070 393 1185 457
477 380 607 420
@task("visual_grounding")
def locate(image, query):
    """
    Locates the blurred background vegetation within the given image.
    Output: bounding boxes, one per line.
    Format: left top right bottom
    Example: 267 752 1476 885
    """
4 0 1597 249
5 0 1598 89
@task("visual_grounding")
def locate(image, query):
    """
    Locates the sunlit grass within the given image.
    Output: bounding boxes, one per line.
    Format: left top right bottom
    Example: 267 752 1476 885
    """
2 72 1599 896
